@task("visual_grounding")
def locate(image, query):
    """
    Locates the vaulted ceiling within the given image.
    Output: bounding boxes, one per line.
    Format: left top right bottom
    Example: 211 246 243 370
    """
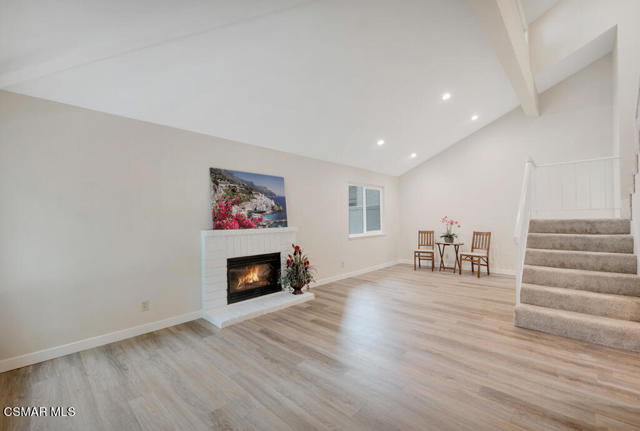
0 0 603 176
521 0 560 23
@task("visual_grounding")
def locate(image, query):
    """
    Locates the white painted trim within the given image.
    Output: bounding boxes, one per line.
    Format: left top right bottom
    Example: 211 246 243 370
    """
348 183 384 237
536 155 620 168
201 227 298 237
348 232 386 239
310 259 515 288
0 257 516 374
396 259 515 277
0 310 202 374
310 260 399 288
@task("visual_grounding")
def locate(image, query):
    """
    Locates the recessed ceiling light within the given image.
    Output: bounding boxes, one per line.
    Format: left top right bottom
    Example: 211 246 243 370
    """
441 92 451 101
377 139 385 146
471 114 479 121
410 153 417 159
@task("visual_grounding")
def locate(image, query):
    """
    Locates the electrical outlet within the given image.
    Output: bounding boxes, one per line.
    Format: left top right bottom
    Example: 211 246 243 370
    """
141 300 150 312
340 261 345 268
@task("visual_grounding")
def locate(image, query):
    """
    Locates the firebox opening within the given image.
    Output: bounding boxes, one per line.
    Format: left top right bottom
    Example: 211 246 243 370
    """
227 252 281 304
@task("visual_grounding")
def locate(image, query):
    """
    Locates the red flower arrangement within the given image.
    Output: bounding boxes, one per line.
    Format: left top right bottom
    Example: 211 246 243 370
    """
283 243 315 294
212 196 264 229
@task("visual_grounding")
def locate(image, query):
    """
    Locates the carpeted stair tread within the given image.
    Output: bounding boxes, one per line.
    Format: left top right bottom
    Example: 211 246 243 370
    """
526 233 633 253
524 248 637 273
514 304 640 352
521 284 640 321
529 218 630 235
517 217 639 352
522 265 640 296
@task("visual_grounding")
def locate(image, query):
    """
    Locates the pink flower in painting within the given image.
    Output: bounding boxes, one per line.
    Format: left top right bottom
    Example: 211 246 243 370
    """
212 197 263 230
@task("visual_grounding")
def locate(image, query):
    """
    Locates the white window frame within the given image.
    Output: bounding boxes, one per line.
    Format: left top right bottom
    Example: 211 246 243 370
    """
348 184 384 239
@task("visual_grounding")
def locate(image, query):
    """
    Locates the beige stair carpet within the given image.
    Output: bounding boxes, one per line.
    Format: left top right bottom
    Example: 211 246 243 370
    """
514 218 640 352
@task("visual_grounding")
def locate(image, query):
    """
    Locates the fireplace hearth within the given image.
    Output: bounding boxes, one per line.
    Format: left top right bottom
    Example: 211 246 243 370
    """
227 252 281 304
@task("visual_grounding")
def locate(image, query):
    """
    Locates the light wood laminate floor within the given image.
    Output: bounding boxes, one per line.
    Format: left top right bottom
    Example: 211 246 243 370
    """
2 265 640 430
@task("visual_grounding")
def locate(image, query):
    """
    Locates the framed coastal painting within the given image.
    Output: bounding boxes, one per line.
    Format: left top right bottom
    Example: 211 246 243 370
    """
210 168 288 230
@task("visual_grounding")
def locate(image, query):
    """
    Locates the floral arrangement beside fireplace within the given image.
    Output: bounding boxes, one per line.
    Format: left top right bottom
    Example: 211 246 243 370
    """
283 244 315 294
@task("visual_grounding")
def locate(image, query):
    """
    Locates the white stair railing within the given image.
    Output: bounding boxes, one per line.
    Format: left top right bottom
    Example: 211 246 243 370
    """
513 155 620 304
513 157 536 305
533 156 620 219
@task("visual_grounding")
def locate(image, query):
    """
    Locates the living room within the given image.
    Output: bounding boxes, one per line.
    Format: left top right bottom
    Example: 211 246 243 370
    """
1 1 640 430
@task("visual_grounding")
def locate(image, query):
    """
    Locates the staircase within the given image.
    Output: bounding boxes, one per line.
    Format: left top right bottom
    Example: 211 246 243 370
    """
514 218 640 352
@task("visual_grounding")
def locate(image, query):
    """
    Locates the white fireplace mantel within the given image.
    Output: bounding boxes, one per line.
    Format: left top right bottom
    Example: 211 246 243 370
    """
201 227 313 328
201 226 298 237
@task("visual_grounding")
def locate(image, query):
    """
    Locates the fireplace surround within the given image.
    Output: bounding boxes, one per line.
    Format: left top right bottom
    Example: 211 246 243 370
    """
201 227 314 328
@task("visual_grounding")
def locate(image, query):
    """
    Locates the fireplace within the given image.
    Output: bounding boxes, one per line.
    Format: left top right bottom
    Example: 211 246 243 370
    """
202 227 313 328
227 252 282 304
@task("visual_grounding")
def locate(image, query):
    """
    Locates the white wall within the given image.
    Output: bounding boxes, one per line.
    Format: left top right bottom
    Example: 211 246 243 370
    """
529 0 640 214
398 55 613 272
0 90 399 361
0 50 618 365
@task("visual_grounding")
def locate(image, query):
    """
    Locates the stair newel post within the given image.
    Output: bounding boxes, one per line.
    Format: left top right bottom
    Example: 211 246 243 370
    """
514 157 536 305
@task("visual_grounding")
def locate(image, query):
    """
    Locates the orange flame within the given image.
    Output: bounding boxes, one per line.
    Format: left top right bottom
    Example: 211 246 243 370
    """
238 266 260 288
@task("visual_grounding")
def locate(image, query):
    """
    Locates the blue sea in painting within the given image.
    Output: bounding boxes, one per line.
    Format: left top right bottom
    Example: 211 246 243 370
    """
263 196 288 227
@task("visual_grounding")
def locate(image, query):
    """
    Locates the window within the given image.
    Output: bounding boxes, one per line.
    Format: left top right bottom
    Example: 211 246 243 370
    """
349 184 383 237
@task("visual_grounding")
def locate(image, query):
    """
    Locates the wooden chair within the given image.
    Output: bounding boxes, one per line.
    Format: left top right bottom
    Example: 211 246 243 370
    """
459 232 491 278
414 230 435 271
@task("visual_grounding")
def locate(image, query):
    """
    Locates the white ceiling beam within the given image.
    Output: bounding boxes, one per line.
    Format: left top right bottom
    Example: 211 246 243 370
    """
468 0 540 116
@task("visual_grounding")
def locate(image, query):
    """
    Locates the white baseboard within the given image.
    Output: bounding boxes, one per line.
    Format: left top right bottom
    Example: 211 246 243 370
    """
493 268 516 276
0 310 202 374
395 258 515 276
310 260 400 288
1 258 515 374
0 261 397 373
